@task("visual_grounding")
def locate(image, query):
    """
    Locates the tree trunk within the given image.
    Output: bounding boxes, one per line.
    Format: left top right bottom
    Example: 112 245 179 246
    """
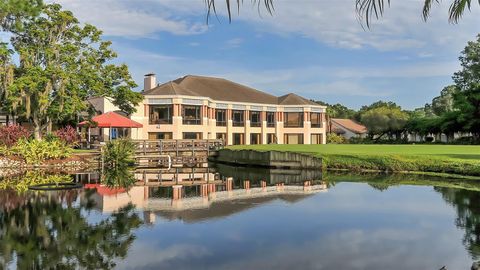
46 118 52 134
33 116 42 140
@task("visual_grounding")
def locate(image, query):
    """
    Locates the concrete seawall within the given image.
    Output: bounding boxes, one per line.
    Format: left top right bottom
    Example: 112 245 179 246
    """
214 149 323 169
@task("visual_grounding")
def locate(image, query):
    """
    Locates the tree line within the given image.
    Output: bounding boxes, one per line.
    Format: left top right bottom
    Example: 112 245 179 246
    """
316 34 480 143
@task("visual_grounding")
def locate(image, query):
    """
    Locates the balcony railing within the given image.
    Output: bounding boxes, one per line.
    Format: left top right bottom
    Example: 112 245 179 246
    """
183 118 201 125
216 120 227 127
149 118 172 125
250 122 261 127
233 121 244 127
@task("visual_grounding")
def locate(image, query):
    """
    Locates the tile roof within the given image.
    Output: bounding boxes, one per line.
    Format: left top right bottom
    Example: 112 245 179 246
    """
331 118 367 134
144 75 321 106
278 93 319 106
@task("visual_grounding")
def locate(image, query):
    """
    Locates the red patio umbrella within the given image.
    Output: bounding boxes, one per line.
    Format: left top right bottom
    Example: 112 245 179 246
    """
78 112 142 128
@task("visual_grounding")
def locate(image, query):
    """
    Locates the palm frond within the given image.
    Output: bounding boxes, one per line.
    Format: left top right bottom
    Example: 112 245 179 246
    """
355 0 390 28
205 0 274 23
448 0 472 23
422 0 439 21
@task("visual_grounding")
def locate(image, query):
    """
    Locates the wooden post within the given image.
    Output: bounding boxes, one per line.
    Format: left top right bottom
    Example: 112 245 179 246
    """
211 183 214 193
172 185 183 200
176 140 179 157
201 184 208 197
276 183 284 192
243 180 250 190
207 139 210 156
226 177 233 191
304 180 311 191
261 180 267 191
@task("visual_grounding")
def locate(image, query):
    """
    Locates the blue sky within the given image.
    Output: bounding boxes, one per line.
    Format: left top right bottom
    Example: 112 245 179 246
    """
54 0 480 109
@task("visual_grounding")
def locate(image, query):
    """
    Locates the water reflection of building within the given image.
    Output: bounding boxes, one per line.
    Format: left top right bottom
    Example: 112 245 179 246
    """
83 171 327 224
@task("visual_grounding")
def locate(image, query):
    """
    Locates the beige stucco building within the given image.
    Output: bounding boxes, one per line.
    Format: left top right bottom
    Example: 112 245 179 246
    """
91 74 327 145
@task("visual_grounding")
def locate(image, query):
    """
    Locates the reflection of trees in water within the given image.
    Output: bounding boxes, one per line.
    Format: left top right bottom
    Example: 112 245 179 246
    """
367 182 391 191
0 189 143 269
0 171 72 193
435 187 480 259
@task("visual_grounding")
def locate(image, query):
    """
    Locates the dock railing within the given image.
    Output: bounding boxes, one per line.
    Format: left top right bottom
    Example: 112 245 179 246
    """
133 139 225 156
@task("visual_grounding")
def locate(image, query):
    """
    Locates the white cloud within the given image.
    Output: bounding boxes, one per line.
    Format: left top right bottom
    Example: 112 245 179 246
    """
52 0 208 37
225 38 244 48
114 44 458 101
116 243 211 270
52 0 479 53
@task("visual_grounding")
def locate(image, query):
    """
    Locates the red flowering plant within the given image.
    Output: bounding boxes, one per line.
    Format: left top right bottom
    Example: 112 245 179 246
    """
0 124 31 147
54 126 80 146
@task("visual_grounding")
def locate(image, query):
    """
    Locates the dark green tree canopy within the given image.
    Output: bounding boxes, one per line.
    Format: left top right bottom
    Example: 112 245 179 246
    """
0 2 143 138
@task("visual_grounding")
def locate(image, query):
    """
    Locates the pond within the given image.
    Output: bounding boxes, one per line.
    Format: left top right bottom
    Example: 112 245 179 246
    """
1 164 480 270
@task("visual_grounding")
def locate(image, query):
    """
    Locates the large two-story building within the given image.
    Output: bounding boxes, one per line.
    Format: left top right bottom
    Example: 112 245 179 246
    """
86 74 327 145
126 74 327 145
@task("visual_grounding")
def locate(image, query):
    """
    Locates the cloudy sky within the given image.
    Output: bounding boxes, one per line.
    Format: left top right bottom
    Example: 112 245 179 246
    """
52 0 480 109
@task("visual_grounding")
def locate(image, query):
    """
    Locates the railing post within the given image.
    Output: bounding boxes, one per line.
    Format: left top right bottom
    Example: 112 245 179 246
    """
176 140 179 157
207 139 210 156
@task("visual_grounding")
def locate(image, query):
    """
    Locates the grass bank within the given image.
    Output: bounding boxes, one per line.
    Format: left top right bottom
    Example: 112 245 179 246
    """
228 144 480 178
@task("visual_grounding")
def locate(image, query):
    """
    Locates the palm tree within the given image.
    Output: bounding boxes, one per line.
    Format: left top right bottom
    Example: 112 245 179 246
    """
206 0 478 27
355 0 478 27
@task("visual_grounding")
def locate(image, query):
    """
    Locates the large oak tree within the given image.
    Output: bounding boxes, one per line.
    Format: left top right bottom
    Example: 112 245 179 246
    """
1 2 143 139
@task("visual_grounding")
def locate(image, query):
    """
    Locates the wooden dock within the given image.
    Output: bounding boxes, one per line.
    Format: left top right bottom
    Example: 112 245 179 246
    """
133 139 224 168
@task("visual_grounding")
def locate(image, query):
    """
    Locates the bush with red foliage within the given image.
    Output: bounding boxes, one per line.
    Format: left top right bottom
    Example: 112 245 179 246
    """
0 124 31 147
55 126 80 146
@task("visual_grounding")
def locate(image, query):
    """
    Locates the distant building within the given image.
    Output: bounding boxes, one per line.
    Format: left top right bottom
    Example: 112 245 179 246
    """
0 110 16 126
329 118 367 139
86 74 328 145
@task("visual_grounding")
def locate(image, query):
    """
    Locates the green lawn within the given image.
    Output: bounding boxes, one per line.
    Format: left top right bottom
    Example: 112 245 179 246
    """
229 144 480 159
228 144 480 177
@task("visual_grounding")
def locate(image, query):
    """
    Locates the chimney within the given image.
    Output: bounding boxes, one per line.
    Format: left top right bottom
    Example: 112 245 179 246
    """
144 73 156 91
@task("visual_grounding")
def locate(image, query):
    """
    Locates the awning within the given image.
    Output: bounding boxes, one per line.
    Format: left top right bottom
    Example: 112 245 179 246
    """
78 111 143 128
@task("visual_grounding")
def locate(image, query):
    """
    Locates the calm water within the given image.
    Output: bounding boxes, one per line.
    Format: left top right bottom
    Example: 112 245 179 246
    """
1 167 480 270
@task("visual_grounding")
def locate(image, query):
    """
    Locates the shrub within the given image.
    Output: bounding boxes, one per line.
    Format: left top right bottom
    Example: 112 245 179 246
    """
55 126 80 146
327 133 347 144
11 138 73 165
0 124 31 147
102 138 136 188
0 145 12 156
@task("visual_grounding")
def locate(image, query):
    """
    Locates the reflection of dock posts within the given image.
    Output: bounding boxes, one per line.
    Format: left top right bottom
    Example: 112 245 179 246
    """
172 185 183 200
226 177 233 191
261 180 267 192
143 211 156 225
